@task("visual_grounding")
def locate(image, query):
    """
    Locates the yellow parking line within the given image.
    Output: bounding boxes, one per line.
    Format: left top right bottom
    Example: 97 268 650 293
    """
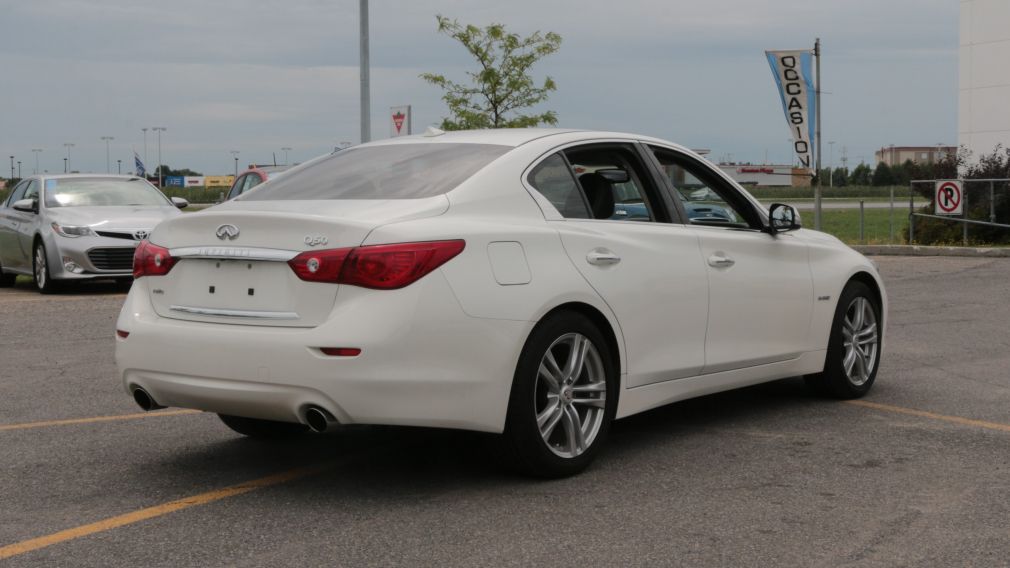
0 464 327 560
0 409 200 432
846 399 1010 433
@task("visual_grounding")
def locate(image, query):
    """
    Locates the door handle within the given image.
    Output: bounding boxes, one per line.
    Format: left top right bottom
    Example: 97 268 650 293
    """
587 249 621 266
708 254 735 268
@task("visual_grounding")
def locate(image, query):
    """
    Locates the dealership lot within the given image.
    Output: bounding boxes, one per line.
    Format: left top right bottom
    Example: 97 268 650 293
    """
1 256 1008 566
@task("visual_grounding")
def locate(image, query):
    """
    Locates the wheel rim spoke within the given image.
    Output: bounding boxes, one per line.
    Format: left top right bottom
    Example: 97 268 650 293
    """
562 406 586 453
538 361 562 394
538 403 564 439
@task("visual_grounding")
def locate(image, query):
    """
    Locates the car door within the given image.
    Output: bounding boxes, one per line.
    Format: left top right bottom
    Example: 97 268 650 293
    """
0 180 30 269
13 180 42 268
647 145 813 374
527 143 710 386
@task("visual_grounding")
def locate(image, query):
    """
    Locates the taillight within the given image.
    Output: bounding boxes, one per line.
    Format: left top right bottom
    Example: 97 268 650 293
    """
287 240 465 289
133 240 177 278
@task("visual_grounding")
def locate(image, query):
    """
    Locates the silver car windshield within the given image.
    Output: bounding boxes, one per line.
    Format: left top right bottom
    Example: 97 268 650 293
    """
242 143 511 200
44 178 171 208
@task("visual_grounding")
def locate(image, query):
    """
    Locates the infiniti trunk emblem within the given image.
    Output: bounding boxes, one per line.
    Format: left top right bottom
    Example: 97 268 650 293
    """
216 224 240 240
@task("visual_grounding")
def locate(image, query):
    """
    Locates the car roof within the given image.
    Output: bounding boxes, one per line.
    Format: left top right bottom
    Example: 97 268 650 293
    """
30 174 143 181
359 128 691 152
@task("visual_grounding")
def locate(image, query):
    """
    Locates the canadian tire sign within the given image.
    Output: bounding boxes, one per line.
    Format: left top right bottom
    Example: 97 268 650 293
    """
390 105 411 137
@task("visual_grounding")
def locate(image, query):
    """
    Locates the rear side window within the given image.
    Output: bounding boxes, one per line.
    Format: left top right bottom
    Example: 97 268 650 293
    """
527 153 590 219
242 143 510 201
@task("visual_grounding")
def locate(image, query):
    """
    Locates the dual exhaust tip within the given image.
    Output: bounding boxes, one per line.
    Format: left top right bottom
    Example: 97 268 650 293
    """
132 388 338 433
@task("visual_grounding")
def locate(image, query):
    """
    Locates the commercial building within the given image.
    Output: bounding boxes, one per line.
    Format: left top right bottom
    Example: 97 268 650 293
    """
874 146 956 166
717 164 808 187
959 0 1010 160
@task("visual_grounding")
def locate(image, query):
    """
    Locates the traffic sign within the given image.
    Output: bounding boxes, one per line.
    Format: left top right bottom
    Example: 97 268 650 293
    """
935 180 963 215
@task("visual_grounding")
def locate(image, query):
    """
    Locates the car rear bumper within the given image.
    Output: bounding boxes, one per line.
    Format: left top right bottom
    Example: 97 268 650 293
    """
116 271 532 433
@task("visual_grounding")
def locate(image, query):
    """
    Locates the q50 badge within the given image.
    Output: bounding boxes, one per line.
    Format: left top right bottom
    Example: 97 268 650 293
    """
304 235 328 247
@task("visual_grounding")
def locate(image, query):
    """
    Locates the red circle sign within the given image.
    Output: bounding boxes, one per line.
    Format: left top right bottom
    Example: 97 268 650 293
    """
937 181 961 212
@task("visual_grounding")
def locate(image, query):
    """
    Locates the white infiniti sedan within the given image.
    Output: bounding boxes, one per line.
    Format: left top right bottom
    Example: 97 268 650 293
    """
116 129 886 477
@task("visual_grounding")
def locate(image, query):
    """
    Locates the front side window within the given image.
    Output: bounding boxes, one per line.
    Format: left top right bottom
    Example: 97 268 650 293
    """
23 180 39 202
242 143 511 201
650 147 761 229
43 178 171 208
5 180 30 207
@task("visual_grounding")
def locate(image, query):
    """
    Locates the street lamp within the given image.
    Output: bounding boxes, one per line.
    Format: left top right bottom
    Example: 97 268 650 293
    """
281 147 292 165
117 159 122 174
141 128 149 173
63 158 67 173
9 156 13 181
152 127 167 187
828 141 835 187
32 149 43 175
17 161 21 178
230 150 240 176
64 143 74 173
101 136 114 173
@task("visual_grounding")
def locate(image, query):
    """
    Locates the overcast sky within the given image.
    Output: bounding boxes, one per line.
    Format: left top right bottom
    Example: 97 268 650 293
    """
0 0 957 177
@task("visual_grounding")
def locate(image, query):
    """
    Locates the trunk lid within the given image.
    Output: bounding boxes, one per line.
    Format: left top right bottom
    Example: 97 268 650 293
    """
145 197 448 327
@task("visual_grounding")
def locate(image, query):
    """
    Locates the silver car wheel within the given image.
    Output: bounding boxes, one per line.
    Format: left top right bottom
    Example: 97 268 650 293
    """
534 332 607 459
34 244 47 290
841 297 878 386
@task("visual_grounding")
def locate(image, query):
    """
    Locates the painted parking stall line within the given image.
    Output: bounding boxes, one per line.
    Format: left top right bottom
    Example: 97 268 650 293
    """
0 409 200 432
845 399 1010 433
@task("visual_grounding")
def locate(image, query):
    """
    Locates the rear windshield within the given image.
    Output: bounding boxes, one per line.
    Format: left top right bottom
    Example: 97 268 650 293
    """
241 143 510 201
44 177 171 208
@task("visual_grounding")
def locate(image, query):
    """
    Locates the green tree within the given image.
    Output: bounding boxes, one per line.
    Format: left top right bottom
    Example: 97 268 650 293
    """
421 15 562 130
832 167 849 187
849 163 872 186
872 162 895 186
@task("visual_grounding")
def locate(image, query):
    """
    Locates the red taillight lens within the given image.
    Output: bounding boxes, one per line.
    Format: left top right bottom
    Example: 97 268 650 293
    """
287 240 465 289
287 247 352 282
319 347 361 357
133 240 177 279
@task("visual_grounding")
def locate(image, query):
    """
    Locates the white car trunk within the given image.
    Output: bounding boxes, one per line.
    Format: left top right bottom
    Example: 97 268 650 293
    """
145 197 448 327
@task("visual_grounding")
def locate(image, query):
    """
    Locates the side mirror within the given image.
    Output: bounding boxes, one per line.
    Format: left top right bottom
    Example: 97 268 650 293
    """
768 203 801 234
12 198 37 213
171 196 189 209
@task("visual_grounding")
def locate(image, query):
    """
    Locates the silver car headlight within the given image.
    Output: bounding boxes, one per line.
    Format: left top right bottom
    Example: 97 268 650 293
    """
51 223 96 238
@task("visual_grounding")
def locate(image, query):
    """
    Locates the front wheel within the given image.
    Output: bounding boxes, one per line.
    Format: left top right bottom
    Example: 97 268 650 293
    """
33 241 59 294
501 311 617 478
218 414 309 438
805 281 882 398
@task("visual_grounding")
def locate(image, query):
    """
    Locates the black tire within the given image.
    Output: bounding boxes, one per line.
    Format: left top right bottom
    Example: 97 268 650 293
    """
0 260 15 287
33 241 60 294
805 281 882 399
218 414 309 438
500 311 618 478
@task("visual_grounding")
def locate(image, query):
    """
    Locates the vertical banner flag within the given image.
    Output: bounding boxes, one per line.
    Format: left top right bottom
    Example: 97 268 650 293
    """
134 152 146 177
766 50 817 174
390 105 411 137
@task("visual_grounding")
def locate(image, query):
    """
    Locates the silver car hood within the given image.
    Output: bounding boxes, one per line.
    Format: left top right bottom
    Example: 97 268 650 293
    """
46 206 182 230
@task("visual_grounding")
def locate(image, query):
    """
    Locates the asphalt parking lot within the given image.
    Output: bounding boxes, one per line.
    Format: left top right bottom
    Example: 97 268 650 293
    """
1 256 1008 567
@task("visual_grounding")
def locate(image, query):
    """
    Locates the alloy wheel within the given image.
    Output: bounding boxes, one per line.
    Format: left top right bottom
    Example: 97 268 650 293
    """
841 297 878 386
534 332 607 458
34 245 47 290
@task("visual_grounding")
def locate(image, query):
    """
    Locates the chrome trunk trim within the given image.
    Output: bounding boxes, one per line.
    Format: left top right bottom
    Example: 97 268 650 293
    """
168 246 298 262
169 305 300 320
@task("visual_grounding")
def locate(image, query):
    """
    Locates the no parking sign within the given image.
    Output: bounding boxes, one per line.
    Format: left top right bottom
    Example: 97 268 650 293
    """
935 180 963 215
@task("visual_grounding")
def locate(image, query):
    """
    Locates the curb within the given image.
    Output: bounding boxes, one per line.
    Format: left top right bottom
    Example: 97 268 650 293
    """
852 245 1010 258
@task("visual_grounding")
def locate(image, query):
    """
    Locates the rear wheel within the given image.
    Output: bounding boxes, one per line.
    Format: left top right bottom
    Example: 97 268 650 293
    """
805 281 882 398
501 311 617 478
218 414 309 438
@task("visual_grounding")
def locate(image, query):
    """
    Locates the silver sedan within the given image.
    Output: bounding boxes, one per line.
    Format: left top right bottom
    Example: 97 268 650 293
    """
0 174 187 293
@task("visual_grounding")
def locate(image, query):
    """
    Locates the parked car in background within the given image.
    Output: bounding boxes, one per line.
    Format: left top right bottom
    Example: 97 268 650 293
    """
117 129 885 478
0 175 186 293
225 165 292 200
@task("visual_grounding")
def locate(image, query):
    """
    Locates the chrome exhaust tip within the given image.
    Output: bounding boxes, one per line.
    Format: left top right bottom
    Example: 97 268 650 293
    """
132 388 164 411
305 406 338 433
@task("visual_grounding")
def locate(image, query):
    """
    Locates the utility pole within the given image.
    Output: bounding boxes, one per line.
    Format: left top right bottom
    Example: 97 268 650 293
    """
101 136 114 173
64 143 74 173
230 150 240 176
141 128 149 172
152 127 166 187
281 147 292 165
359 0 371 143
813 37 822 231
32 149 43 175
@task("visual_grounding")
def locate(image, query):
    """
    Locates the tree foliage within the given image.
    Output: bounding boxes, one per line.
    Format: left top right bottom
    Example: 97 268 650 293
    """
420 15 562 130
849 164 872 186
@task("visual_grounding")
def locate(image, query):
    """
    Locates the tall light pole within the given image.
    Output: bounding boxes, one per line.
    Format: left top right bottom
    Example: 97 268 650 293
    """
101 136 114 173
9 156 14 181
230 150 240 176
141 127 149 172
152 127 167 187
64 143 74 173
17 161 21 178
117 159 122 174
32 149 43 175
63 158 67 173
281 147 292 165
828 140 835 187
359 0 370 143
